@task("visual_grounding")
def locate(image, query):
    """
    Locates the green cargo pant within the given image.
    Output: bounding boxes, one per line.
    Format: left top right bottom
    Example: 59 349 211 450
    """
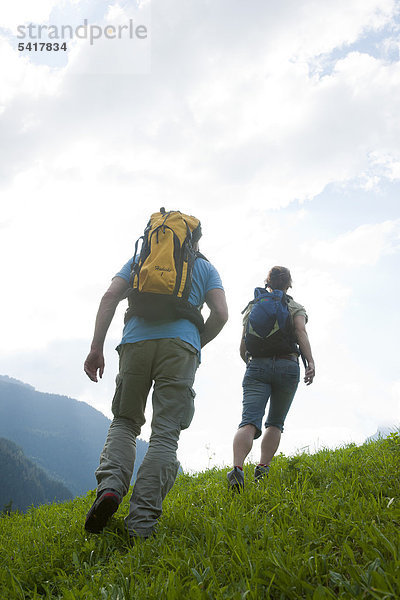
95 338 199 538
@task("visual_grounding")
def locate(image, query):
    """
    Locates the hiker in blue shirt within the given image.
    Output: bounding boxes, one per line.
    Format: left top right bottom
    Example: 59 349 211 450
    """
84 210 228 538
227 266 315 491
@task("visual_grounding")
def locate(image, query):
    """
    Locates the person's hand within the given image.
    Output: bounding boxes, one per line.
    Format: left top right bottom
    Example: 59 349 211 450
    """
84 349 105 382
304 361 315 385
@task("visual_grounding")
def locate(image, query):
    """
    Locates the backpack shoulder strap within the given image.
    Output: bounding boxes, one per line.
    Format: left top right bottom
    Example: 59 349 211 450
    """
241 300 253 315
195 251 209 262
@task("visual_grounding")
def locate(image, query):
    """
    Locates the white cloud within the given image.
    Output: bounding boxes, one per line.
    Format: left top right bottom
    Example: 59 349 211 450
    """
390 381 400 423
0 0 61 31
302 219 400 267
281 0 395 60
369 152 400 180
0 0 398 206
1 0 399 471
0 38 63 106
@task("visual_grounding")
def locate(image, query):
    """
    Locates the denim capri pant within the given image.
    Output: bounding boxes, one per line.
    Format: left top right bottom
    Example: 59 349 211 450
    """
239 356 300 439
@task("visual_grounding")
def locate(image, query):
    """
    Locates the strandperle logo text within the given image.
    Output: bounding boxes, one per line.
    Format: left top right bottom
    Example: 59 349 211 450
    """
16 19 148 46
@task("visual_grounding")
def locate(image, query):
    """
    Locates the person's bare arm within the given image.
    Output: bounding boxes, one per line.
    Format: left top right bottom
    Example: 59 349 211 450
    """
293 314 315 385
84 277 129 382
200 288 228 348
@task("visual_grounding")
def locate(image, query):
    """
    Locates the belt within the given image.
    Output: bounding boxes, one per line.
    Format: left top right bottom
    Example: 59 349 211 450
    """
247 354 299 363
275 355 298 362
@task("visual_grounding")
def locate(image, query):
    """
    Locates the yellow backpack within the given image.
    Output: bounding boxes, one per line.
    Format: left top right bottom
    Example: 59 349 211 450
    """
125 208 206 330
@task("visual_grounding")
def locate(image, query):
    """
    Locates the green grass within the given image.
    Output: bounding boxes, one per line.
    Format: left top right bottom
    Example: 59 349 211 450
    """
1 434 399 599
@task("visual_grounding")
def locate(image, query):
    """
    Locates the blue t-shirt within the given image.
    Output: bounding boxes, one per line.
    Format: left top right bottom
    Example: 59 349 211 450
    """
115 256 223 355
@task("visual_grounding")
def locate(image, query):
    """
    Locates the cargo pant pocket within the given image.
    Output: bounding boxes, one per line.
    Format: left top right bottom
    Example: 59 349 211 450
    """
111 374 123 417
180 387 196 430
111 372 148 435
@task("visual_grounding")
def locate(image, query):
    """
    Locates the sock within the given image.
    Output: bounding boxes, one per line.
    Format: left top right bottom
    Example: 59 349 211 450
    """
257 463 268 468
234 465 243 471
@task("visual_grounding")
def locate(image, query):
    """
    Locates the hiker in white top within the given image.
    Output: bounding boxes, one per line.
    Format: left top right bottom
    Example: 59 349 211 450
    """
227 266 315 491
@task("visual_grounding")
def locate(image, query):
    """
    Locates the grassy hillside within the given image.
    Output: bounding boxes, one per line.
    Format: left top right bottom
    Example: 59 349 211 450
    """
1 434 399 599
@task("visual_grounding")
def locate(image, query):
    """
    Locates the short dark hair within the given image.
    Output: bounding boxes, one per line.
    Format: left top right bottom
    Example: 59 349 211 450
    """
265 266 292 291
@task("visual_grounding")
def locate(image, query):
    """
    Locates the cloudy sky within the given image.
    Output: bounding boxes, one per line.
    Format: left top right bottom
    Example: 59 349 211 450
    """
1 0 399 473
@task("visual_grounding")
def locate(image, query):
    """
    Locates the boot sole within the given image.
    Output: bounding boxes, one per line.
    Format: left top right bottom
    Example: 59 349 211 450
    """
85 493 119 533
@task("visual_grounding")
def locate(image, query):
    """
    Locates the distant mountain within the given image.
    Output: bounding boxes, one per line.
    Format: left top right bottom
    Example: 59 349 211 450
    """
0 437 73 512
0 375 34 390
0 376 148 497
366 425 399 443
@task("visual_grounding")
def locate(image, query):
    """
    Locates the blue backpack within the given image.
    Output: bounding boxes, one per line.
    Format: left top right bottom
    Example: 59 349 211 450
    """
244 287 299 358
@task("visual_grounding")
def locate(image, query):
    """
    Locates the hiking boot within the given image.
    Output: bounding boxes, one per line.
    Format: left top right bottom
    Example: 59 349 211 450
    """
254 464 269 482
84 489 121 533
227 467 244 492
